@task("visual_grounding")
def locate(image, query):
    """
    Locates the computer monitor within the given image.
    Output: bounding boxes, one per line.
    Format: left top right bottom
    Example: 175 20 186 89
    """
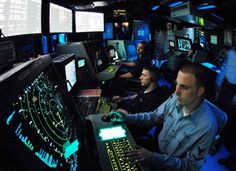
176 36 192 52
58 33 67 44
107 48 119 61
169 40 175 48
92 45 109 72
133 22 150 42
107 40 127 60
103 23 113 40
42 35 49 54
108 49 116 58
53 54 77 92
75 11 104 32
50 34 58 53
65 59 77 92
0 0 42 37
210 35 217 45
49 3 72 33
0 55 79 170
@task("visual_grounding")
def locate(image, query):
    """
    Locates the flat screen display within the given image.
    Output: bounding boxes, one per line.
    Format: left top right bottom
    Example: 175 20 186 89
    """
169 40 175 48
42 35 48 54
103 23 113 39
107 40 127 60
0 0 42 37
176 37 192 52
50 3 72 33
65 59 77 92
75 11 104 32
210 35 217 45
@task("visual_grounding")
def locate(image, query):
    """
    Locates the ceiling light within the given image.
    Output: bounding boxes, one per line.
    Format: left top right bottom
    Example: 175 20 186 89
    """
168 1 184 8
151 5 160 11
197 5 216 10
93 1 108 7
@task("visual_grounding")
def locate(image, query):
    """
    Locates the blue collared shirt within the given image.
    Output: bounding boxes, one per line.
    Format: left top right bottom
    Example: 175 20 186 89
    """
224 49 236 85
126 94 217 171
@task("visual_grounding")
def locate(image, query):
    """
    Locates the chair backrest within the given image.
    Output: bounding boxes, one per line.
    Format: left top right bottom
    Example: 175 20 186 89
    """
206 100 227 135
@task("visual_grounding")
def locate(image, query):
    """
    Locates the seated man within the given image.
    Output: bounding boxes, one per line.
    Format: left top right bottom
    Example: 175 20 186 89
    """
109 62 218 171
112 66 169 114
108 41 150 96
187 36 203 58
115 41 150 79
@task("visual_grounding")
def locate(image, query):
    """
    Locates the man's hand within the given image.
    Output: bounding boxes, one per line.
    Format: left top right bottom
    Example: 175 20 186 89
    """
109 110 127 122
125 145 153 163
112 96 122 103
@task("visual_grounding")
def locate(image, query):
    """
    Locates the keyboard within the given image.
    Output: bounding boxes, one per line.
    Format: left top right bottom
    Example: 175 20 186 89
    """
85 114 150 171
105 66 116 73
106 139 142 171
96 97 111 114
96 65 120 81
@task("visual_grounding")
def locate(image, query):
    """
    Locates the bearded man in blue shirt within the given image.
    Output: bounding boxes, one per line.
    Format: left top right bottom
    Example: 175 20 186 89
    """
109 62 218 171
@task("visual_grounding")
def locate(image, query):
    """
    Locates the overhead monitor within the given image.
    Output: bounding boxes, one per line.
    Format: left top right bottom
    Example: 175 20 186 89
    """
0 0 42 37
50 3 72 33
176 37 192 52
42 35 49 54
113 9 127 18
75 11 104 32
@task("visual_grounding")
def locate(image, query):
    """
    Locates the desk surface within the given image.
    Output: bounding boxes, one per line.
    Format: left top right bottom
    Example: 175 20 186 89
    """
201 62 220 74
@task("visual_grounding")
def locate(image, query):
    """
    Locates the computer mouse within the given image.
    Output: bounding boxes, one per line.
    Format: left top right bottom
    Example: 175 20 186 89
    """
101 111 122 122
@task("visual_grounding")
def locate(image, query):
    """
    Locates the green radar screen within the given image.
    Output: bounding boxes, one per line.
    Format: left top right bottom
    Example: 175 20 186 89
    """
5 72 78 170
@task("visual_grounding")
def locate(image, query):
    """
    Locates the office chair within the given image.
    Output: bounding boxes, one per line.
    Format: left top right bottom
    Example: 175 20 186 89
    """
206 100 228 155
143 100 227 154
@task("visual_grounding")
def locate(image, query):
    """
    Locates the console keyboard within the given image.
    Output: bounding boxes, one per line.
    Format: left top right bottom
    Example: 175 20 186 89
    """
105 66 116 73
96 97 111 114
106 139 142 171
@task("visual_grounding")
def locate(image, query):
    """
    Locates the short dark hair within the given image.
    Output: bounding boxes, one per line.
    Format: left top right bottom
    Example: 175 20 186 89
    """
179 62 208 89
143 66 160 81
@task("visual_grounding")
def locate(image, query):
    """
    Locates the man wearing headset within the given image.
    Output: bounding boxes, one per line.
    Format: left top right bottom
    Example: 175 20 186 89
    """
109 62 217 171
112 66 168 114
